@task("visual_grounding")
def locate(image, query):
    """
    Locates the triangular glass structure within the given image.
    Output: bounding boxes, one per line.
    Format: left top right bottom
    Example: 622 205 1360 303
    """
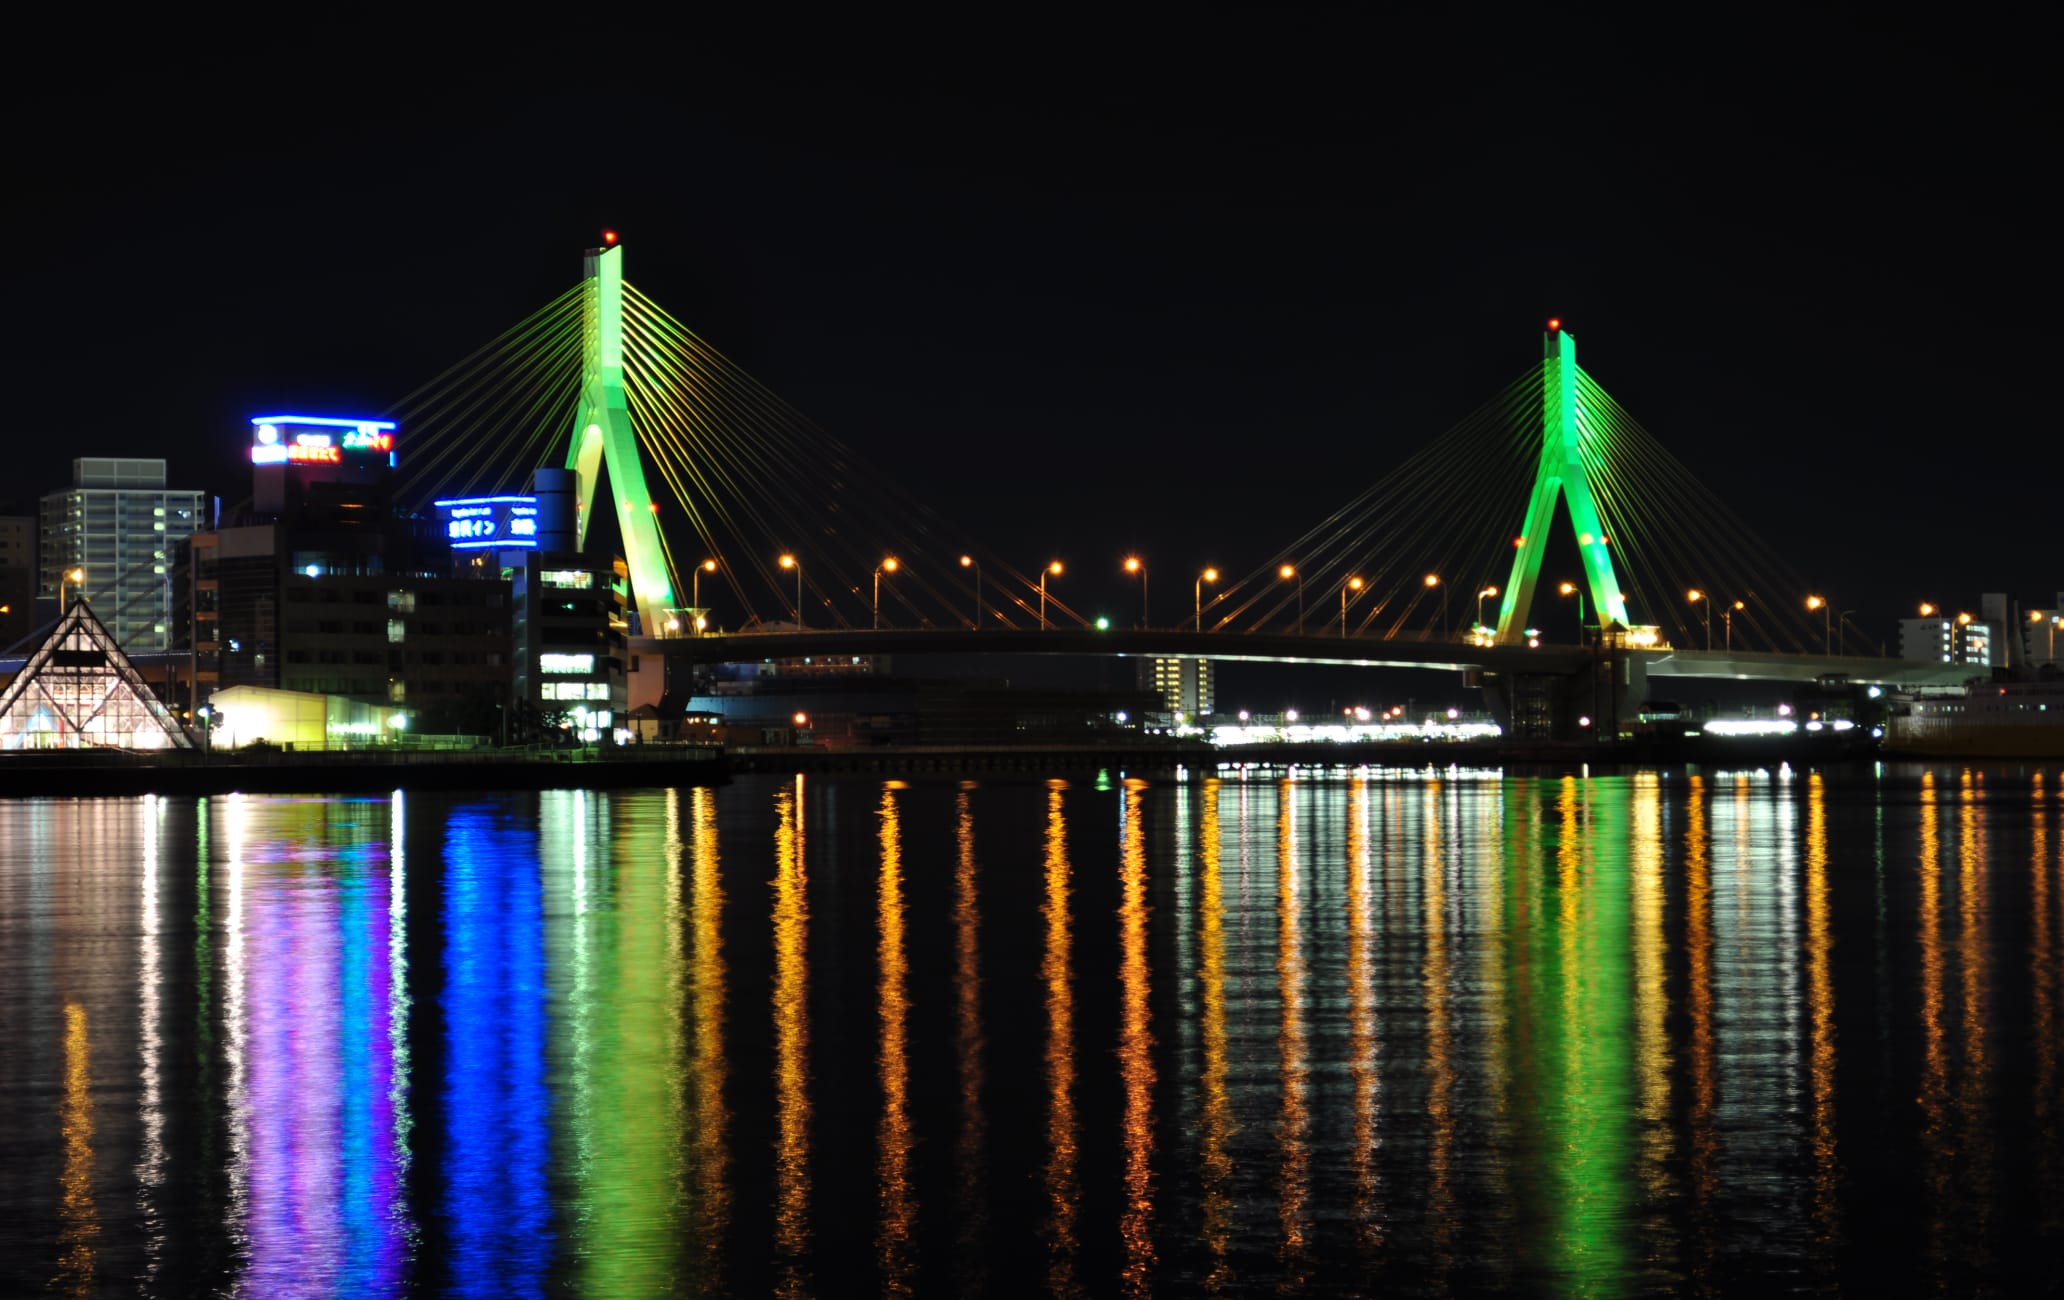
0 599 194 750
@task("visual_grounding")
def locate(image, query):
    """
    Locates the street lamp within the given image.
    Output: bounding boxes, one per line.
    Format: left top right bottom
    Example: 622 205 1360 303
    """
1341 576 1364 638
1279 563 1303 634
1724 598 1745 652
1477 585 1499 637
960 554 981 629
1687 588 1711 650
1124 556 1148 627
1195 567 1218 631
1806 594 1830 652
1559 581 1586 645
1919 602 1938 617
1039 560 1063 630
778 553 802 628
1425 574 1445 640
873 556 899 629
693 558 718 609
60 566 85 609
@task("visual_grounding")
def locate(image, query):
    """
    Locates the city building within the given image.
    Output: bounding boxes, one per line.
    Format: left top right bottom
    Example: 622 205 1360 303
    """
39 458 205 652
180 417 516 732
1138 655 1215 718
0 598 192 750
509 549 629 742
0 509 33 649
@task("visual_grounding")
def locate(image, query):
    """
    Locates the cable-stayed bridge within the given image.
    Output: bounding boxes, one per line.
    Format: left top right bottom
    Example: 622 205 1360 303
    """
388 242 1973 732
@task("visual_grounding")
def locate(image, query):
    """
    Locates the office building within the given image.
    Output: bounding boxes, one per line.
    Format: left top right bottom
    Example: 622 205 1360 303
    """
1138 655 1215 717
40 458 205 651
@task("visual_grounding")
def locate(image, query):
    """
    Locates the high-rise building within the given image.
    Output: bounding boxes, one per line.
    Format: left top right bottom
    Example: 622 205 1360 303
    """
39 458 205 652
1899 610 1998 669
1138 655 1214 717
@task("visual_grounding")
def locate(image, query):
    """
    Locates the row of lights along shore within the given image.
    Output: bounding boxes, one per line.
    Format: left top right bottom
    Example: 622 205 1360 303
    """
658 552 2005 653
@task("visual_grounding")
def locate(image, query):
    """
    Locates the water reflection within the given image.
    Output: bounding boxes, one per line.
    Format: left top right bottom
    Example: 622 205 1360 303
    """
1116 778 1157 1296
1041 778 1080 1296
8 769 2064 1295
444 800 550 1293
951 783 987 1292
54 1002 94 1298
876 783 916 1295
686 787 731 1280
771 778 812 1299
1276 778 1312 1284
1196 778 1235 1292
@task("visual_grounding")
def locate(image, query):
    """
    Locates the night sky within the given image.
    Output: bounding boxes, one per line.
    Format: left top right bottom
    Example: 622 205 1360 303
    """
6 18 2059 642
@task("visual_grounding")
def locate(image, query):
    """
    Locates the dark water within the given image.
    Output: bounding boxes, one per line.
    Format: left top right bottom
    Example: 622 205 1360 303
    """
3 765 2063 1296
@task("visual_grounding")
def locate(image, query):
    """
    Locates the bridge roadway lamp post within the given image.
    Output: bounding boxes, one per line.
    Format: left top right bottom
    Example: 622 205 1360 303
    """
960 555 980 629
1425 574 1445 640
1195 567 1218 631
1279 564 1303 634
1341 576 1364 638
1039 560 1062 630
1124 556 1148 627
780 554 802 628
1806 595 1830 652
693 559 718 632
1559 581 1586 645
873 557 899 629
1477 586 1498 637
1687 589 1711 650
1724 599 1745 652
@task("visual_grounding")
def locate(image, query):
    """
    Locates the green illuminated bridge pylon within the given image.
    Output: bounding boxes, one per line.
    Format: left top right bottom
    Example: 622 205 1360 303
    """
566 243 675 635
1492 325 1629 644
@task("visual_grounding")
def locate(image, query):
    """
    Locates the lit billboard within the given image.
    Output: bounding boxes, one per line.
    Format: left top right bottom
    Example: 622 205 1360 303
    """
250 415 398 468
433 495 540 550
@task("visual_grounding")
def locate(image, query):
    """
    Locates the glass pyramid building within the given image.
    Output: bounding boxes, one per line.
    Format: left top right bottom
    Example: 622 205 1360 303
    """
0 599 193 750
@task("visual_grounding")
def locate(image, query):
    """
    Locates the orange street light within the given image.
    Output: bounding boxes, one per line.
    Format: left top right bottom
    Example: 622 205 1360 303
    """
1477 584 1500 634
1559 580 1586 644
778 553 802 627
693 558 718 613
873 556 900 629
1040 560 1063 630
1123 555 1148 627
960 554 981 629
1341 575 1364 638
1279 564 1303 633
1195 567 1219 631
1806 594 1830 652
1424 573 1446 639
61 567 86 608
1687 588 1712 650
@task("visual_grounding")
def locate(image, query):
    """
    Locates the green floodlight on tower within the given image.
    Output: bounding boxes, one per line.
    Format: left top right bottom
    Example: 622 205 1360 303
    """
566 235 677 636
1493 322 1630 644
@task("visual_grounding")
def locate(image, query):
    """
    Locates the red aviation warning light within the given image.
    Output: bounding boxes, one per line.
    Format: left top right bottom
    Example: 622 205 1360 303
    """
602 229 619 245
1546 317 1561 331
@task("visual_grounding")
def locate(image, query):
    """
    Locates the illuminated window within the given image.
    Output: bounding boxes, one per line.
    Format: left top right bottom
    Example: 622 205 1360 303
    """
388 619 406 643
540 652 595 675
541 570 593 589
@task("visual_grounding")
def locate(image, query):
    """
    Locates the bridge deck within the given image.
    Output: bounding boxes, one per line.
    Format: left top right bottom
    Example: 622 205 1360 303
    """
645 627 1980 687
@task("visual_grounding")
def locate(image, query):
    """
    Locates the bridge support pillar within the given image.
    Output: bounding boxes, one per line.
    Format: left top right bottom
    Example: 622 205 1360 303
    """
1478 642 1649 743
567 242 676 636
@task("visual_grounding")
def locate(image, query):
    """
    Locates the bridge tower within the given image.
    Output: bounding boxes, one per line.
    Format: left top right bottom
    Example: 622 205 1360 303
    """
1492 324 1630 644
566 240 676 635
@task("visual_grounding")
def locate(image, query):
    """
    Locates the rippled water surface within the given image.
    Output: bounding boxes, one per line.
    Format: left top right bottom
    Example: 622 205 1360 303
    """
4 765 2064 1295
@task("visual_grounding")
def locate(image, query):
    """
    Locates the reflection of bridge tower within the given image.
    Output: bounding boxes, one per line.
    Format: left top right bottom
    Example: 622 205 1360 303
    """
566 242 676 635
1494 325 1630 644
